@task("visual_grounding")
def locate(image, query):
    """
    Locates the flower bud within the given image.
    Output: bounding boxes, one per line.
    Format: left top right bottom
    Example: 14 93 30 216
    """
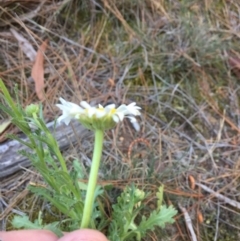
25 104 39 117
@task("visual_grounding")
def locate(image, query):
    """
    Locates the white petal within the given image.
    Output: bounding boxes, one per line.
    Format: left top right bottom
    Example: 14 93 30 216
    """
59 97 67 104
126 103 141 115
59 98 76 109
105 104 116 110
56 104 67 111
116 104 129 115
95 109 106 118
116 112 125 121
112 114 120 123
80 101 92 109
71 105 84 114
87 107 96 118
127 116 140 131
132 121 140 131
127 116 137 123
57 114 71 125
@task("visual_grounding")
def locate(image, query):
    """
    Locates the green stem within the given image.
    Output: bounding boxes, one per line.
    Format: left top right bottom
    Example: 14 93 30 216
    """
54 145 68 173
33 113 68 173
47 132 68 173
81 129 104 228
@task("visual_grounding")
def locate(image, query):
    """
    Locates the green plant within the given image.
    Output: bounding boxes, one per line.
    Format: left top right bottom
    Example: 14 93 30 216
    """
0 79 177 240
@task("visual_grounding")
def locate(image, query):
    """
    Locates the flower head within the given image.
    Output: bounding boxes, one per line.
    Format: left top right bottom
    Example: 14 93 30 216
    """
56 98 141 131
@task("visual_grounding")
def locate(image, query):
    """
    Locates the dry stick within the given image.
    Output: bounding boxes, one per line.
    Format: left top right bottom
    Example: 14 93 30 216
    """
156 128 162 172
198 112 225 168
214 204 220 241
178 204 198 241
196 182 240 209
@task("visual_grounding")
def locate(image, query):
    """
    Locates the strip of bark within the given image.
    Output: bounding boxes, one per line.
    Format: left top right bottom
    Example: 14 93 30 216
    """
0 121 91 178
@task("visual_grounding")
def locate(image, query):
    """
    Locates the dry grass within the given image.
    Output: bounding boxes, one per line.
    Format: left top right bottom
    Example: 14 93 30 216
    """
1 0 240 240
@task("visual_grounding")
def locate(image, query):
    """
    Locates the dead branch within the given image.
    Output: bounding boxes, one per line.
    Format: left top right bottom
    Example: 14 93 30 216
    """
0 120 91 179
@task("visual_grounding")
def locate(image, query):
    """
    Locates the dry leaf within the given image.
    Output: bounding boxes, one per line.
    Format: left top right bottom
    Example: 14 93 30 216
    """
0 120 11 134
108 78 115 87
31 40 48 100
188 175 196 190
197 210 204 224
10 28 37 61
0 120 12 143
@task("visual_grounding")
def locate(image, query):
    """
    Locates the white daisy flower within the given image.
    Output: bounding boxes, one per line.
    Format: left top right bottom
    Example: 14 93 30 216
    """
56 98 141 131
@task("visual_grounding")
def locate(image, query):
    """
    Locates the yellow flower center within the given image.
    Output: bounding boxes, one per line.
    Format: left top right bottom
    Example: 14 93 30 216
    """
110 109 116 115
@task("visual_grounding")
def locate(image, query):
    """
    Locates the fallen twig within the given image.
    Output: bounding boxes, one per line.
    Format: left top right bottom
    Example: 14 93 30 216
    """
178 204 197 241
196 182 240 209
